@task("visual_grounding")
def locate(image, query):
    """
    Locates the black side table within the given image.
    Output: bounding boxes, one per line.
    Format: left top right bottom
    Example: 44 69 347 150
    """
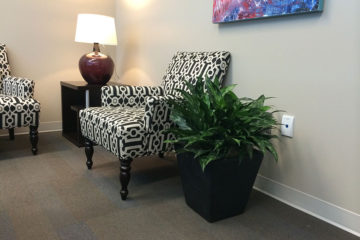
60 81 121 147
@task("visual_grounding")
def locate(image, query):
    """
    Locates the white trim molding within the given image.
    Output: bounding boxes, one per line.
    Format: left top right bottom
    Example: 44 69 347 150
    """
254 174 360 237
0 121 62 136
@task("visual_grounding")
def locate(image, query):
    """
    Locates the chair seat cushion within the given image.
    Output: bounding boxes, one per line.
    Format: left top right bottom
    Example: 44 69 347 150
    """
80 106 147 159
0 94 40 129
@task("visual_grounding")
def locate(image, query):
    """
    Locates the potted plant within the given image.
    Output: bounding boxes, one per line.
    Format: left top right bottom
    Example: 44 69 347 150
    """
167 78 280 222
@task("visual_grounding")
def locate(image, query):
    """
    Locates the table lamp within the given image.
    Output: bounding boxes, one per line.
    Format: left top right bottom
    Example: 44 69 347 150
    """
75 14 117 85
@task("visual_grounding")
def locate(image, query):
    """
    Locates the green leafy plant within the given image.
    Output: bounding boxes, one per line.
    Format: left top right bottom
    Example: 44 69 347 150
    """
167 78 281 170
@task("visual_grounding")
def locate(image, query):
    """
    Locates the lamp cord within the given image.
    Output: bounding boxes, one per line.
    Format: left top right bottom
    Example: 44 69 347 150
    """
101 44 121 82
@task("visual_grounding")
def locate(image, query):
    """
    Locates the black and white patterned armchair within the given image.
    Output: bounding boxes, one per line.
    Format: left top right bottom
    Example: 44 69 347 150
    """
80 51 231 199
0 44 40 154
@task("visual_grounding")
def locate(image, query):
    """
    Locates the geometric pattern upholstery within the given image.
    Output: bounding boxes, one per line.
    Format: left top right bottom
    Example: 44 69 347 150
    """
0 94 40 129
143 95 175 155
2 76 35 99
101 85 164 108
80 106 146 159
0 44 11 93
0 43 40 130
161 51 231 97
80 51 231 160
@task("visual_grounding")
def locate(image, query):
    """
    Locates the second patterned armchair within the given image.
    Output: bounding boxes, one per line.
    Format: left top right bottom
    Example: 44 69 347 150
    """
0 44 40 154
80 51 231 199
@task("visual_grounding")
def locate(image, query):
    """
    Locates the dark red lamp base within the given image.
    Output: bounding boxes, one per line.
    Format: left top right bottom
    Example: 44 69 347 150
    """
79 43 114 85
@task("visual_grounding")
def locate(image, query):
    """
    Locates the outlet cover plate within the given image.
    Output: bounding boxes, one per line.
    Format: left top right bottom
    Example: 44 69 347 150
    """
281 115 294 138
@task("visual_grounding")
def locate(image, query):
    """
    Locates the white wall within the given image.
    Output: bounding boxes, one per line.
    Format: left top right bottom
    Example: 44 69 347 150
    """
115 0 360 234
0 0 116 132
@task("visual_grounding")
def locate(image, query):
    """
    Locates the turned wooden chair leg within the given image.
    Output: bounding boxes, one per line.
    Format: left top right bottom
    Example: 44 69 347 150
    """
119 157 133 200
9 128 15 140
85 138 94 170
29 126 38 155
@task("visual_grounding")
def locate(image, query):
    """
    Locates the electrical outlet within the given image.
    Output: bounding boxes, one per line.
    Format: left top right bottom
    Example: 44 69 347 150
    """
281 115 294 138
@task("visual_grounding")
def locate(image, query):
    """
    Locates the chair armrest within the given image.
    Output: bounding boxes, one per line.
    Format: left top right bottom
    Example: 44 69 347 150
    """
101 85 164 107
144 95 176 132
2 76 35 99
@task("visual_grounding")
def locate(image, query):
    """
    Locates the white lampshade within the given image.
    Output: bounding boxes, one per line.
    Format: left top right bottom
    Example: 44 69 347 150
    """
75 14 117 45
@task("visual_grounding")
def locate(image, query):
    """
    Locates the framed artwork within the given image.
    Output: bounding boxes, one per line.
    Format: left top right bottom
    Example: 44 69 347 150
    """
213 0 324 23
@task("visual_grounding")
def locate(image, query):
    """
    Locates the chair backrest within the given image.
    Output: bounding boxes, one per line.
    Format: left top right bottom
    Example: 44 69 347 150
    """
0 44 11 94
161 51 231 97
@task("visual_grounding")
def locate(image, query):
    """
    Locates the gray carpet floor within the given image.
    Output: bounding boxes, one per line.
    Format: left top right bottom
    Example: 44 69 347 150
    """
0 132 358 240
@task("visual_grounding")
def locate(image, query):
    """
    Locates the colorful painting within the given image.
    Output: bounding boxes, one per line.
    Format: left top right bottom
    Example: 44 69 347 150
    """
213 0 324 23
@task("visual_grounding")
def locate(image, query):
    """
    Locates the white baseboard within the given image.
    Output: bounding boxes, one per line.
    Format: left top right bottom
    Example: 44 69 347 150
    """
254 174 360 237
0 121 62 136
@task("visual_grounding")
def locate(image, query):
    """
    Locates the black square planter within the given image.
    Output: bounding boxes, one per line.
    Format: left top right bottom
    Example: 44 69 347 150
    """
177 150 263 222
